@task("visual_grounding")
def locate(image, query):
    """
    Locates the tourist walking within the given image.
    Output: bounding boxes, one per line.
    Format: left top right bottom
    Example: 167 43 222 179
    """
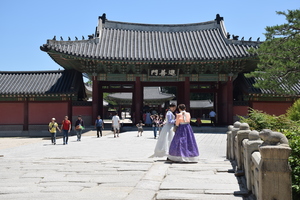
112 112 120 138
75 115 84 141
95 115 104 138
136 120 145 137
61 116 71 145
168 104 199 163
154 103 176 157
209 110 217 126
151 114 160 139
48 118 60 145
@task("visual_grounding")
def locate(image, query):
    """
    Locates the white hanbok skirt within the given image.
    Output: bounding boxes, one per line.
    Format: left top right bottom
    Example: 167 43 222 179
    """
154 123 174 157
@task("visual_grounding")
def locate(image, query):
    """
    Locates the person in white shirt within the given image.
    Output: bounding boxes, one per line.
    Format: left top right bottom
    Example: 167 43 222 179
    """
112 112 120 138
209 110 217 126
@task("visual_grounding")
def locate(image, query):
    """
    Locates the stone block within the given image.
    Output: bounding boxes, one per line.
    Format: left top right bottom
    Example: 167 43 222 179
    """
258 145 292 200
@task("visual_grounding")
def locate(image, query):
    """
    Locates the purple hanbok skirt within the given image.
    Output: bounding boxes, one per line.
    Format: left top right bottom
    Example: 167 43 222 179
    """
168 123 199 162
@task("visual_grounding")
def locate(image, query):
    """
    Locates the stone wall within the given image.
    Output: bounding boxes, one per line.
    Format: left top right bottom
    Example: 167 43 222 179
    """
227 122 292 200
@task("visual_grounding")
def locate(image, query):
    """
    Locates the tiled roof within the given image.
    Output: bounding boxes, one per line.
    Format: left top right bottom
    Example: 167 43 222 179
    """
41 15 260 62
107 87 174 101
235 73 300 95
169 100 213 109
0 70 85 95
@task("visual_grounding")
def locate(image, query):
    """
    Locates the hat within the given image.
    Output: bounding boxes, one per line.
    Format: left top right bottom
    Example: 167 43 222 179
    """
51 118 56 121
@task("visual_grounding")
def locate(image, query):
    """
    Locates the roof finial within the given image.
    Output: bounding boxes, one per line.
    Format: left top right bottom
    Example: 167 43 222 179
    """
226 32 230 39
215 14 224 24
232 35 239 40
99 13 106 24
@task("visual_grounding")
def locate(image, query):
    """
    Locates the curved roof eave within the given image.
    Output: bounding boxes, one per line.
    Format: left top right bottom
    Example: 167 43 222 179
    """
41 14 261 66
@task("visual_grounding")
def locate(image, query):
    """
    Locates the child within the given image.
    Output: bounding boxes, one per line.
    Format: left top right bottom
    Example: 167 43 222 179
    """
158 115 165 136
136 120 145 137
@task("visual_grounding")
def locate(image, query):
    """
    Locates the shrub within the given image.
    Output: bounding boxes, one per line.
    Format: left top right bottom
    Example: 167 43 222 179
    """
239 108 287 131
287 99 300 121
285 129 300 199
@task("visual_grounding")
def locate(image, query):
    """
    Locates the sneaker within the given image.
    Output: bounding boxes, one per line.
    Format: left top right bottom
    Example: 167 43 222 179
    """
63 143 65 145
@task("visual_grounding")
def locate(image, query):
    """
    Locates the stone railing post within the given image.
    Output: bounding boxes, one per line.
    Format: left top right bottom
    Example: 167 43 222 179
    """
236 123 251 171
226 125 233 160
242 130 263 192
258 129 292 200
231 121 241 160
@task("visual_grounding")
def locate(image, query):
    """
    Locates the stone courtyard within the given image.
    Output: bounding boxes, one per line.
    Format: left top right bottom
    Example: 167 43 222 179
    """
0 129 248 200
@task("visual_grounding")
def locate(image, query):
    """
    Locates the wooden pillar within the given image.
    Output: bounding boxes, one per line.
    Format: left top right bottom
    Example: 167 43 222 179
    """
227 75 233 124
68 97 72 121
92 76 99 122
216 82 222 125
184 77 190 111
134 77 142 124
98 82 103 120
23 98 29 131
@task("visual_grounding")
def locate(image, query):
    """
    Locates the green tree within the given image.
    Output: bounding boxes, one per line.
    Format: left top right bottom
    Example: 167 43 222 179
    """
247 9 300 94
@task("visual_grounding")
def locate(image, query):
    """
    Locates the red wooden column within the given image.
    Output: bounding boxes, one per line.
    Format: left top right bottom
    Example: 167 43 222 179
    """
92 76 99 122
98 83 104 121
216 82 222 125
68 97 72 120
184 77 190 111
227 74 234 124
134 77 142 124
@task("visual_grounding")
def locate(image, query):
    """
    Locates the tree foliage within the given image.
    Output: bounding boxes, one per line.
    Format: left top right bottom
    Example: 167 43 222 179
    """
247 9 300 94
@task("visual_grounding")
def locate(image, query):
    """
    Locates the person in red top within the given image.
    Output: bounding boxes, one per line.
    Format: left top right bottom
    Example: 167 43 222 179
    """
61 116 71 145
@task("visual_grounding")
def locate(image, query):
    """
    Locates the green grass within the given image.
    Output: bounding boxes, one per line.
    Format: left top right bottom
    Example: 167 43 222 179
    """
191 119 211 124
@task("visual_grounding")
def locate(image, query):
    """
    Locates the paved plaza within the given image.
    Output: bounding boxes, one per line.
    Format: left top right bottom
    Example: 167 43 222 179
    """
0 128 248 200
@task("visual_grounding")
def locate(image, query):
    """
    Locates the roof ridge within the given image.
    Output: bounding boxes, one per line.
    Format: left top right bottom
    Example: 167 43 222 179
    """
103 20 218 32
0 70 64 74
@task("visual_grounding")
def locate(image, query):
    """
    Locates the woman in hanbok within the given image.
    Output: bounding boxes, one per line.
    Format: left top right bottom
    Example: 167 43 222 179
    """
154 103 177 157
168 104 199 162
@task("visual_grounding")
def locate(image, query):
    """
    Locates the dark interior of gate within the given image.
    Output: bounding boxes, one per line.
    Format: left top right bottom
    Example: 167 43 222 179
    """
94 80 230 126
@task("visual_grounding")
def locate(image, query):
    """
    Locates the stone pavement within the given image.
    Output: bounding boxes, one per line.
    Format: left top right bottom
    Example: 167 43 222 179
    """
0 129 248 200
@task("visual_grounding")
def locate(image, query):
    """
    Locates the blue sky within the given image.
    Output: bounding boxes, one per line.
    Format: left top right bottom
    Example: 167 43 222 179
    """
0 0 298 72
